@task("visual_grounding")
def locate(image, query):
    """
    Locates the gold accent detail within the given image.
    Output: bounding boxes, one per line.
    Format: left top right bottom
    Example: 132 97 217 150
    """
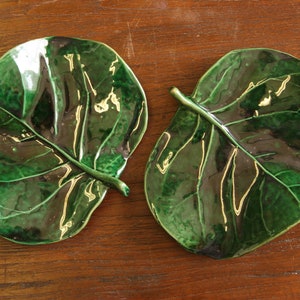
59 175 82 239
73 105 83 157
259 90 272 107
83 71 97 96
58 164 72 187
275 75 291 97
155 132 171 174
220 148 260 225
220 149 238 231
64 54 74 71
197 139 206 179
242 79 266 96
156 151 173 174
9 136 21 143
109 57 119 75
232 159 259 216
84 179 97 202
156 116 201 175
54 154 64 165
94 88 121 113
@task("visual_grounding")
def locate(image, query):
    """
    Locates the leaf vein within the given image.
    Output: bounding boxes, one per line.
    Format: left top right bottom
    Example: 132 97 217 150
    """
0 172 84 220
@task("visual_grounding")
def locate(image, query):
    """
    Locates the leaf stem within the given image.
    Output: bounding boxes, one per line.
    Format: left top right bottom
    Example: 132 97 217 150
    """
0 107 130 196
32 129 130 196
170 87 232 141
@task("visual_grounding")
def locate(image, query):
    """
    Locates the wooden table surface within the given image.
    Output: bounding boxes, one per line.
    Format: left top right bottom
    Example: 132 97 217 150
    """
1 1 300 299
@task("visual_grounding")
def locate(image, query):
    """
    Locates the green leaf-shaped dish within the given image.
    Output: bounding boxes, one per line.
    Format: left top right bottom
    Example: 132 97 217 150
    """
145 49 300 258
0 37 147 244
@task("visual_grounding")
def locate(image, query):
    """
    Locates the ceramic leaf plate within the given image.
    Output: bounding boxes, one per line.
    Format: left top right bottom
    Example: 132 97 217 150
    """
145 49 300 258
0 37 147 244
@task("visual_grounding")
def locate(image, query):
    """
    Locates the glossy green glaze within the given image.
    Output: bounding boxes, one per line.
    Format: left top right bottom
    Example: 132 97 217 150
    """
145 49 300 258
0 37 147 244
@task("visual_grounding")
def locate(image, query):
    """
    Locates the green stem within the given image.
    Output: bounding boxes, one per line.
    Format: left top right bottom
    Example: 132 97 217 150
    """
31 127 130 196
0 107 129 196
170 87 233 143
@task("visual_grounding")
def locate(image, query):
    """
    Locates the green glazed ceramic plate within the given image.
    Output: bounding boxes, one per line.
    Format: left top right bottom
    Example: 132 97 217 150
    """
145 48 300 258
0 37 147 244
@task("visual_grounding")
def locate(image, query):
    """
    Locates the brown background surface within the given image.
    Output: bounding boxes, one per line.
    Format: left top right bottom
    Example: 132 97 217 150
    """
1 0 300 299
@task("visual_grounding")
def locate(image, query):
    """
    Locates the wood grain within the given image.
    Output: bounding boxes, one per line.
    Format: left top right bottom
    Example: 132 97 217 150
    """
1 1 300 299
